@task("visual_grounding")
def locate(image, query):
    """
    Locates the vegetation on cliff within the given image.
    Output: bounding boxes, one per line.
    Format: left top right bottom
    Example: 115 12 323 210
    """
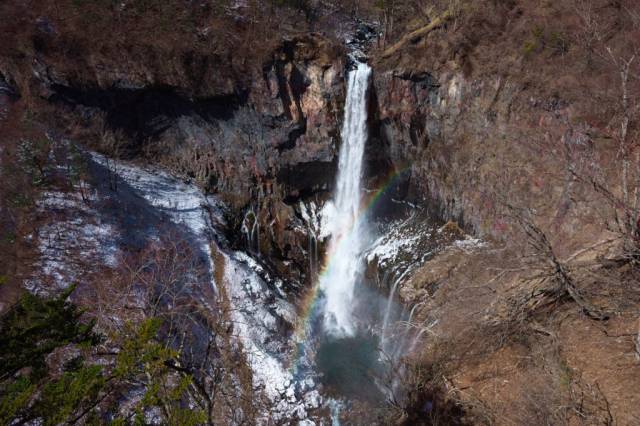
1 0 640 424
363 1 640 424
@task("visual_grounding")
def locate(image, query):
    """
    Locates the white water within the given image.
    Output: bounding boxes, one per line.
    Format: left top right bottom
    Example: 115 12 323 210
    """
380 275 400 345
320 62 371 336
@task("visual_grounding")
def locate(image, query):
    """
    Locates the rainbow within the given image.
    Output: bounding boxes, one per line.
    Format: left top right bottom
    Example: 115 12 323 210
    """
289 167 411 376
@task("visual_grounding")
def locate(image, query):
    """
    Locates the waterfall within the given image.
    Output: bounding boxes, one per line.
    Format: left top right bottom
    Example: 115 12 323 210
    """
380 274 400 346
407 328 428 353
320 62 371 336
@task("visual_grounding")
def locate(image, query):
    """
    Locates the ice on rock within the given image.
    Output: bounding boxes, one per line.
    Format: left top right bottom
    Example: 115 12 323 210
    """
366 231 420 268
276 400 290 414
294 404 307 419
286 386 296 402
319 200 336 240
303 377 315 391
90 152 223 295
304 390 322 409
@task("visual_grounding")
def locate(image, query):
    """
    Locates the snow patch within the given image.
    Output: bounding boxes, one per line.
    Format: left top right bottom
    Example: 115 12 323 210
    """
222 250 320 422
90 152 224 294
26 189 118 294
453 237 487 252
367 232 421 269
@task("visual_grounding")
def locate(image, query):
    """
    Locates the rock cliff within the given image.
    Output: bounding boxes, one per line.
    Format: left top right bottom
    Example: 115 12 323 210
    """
2 0 640 424
364 1 640 423
0 1 354 287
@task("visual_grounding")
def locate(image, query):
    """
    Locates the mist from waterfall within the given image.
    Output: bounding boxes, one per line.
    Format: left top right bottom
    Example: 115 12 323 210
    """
320 62 371 336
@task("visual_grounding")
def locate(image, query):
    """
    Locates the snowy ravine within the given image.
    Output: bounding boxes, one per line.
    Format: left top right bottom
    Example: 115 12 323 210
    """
25 145 322 423
90 152 223 296
86 153 323 423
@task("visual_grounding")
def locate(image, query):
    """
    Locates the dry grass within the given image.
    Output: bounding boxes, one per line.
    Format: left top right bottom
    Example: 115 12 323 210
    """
394 235 640 425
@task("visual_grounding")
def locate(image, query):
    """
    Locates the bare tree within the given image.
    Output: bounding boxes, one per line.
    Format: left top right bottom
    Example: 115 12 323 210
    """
573 0 640 249
376 0 397 48
85 231 261 425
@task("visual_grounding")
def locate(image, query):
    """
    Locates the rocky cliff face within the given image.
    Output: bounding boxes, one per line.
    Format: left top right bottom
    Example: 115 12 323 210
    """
364 1 640 423
371 67 518 231
372 62 610 254
0 1 364 288
3 1 639 423
5 31 346 288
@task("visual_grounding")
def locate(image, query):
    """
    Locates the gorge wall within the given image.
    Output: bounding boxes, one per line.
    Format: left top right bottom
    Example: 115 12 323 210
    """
0 1 358 288
2 0 640 424
364 1 640 423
